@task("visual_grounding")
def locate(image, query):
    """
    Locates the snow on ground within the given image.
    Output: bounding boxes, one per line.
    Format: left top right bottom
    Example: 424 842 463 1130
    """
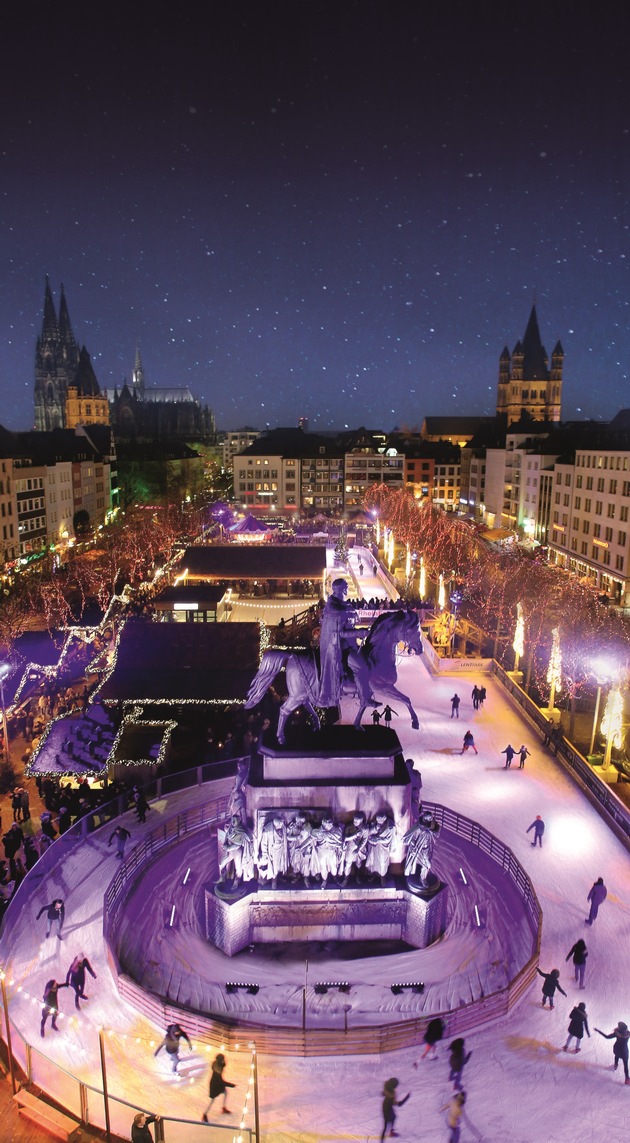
3 561 630 1141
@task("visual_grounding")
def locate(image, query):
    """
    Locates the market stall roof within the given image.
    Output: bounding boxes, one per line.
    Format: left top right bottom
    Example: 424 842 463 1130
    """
178 544 327 581
229 514 269 534
97 620 261 703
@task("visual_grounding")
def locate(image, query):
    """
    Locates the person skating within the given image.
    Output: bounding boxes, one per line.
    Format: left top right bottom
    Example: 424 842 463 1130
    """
585 877 607 925
109 824 131 859
471 686 480 710
36 898 65 939
414 1016 445 1063
201 1052 235 1120
563 1002 589 1052
131 1112 161 1142
478 686 487 708
595 1022 630 1083
154 1022 192 1073
66 953 96 1010
448 1038 472 1091
380 1077 410 1141
566 938 588 988
440 1091 467 1143
460 730 477 755
450 694 460 719
501 744 515 768
40 979 67 1037
537 967 567 1009
526 816 545 847
134 791 149 824
382 704 398 728
518 744 530 768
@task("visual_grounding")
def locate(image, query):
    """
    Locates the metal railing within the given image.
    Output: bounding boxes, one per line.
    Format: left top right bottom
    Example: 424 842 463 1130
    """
492 660 630 850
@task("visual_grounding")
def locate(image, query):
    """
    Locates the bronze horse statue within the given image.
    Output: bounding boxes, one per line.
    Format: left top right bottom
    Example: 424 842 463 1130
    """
245 609 423 743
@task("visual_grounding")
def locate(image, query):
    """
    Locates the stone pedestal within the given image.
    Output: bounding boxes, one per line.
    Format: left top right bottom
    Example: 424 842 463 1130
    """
205 878 448 956
247 727 413 864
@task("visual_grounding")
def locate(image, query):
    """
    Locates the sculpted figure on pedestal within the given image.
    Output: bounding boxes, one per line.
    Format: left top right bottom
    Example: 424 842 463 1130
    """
403 811 441 887
257 815 289 890
313 814 344 889
366 811 395 886
217 815 255 887
340 811 369 886
287 811 316 887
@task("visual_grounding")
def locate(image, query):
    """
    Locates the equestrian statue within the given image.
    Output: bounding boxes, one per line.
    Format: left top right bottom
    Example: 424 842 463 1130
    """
245 579 423 743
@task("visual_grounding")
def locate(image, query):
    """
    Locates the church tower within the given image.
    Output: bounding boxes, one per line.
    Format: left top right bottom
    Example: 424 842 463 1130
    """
34 279 80 430
132 343 146 396
496 306 563 427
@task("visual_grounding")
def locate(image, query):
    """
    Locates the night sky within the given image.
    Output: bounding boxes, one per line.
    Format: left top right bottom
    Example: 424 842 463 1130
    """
2 2 630 433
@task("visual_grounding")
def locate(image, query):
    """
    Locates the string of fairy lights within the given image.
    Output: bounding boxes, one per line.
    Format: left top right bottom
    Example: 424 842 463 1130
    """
0 968 256 1137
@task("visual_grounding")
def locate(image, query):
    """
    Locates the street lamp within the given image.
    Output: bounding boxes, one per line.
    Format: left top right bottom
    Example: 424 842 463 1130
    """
588 659 614 757
601 684 623 770
0 663 10 763
546 627 562 715
512 602 525 673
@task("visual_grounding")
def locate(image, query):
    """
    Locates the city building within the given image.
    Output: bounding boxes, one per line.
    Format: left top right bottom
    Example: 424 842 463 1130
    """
420 416 493 446
394 438 461 511
341 428 404 511
496 305 563 427
65 346 110 429
106 346 215 441
221 428 261 473
549 413 630 606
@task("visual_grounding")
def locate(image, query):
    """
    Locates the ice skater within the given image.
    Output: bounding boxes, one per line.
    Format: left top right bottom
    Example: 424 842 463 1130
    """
526 815 545 847
537 967 567 1009
501 744 515 768
108 824 131 859
518 744 530 768
382 705 398 728
66 953 97 1010
563 1002 589 1052
471 686 480 710
134 790 149 824
40 979 67 1037
154 1022 192 1073
380 1077 410 1141
448 1038 472 1090
414 1016 445 1063
460 730 477 755
450 694 460 719
201 1053 235 1121
440 1091 467 1143
566 938 588 988
585 877 607 925
36 898 65 939
595 1021 630 1083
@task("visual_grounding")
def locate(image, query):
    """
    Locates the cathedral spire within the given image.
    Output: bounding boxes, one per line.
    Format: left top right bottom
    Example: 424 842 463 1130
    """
58 282 75 347
520 305 549 380
132 342 145 395
41 276 58 340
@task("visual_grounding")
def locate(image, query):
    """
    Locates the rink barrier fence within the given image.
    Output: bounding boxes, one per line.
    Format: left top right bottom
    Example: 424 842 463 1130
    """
492 661 630 851
101 774 542 1056
1 1026 251 1142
